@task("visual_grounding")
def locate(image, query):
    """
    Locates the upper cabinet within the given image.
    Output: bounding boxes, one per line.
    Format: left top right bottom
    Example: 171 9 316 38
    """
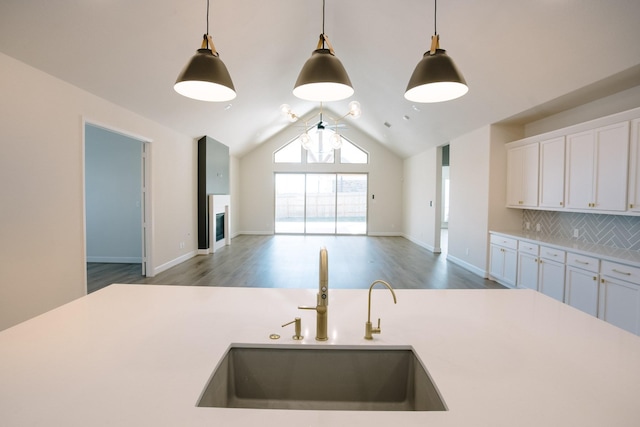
629 118 640 212
505 107 639 216
565 122 629 212
507 143 539 207
539 136 565 209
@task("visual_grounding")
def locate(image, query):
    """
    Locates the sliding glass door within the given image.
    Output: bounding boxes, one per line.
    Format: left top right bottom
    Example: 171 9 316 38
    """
275 173 367 235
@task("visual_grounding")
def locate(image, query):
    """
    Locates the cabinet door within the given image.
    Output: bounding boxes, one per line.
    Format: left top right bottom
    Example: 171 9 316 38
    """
594 122 629 211
489 244 505 280
599 276 640 335
538 259 565 302
506 144 539 207
630 118 640 212
489 245 517 287
539 136 565 208
565 266 599 316
565 130 595 210
517 252 539 290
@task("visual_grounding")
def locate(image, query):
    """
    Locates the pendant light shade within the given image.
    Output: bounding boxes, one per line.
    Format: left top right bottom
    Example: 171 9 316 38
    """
404 0 468 103
404 45 468 103
293 45 354 102
174 0 236 102
293 0 354 102
174 40 236 102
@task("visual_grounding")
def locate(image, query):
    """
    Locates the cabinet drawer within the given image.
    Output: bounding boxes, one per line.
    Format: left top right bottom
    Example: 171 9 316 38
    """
539 246 565 262
490 234 518 250
566 252 599 273
601 261 640 285
518 241 539 255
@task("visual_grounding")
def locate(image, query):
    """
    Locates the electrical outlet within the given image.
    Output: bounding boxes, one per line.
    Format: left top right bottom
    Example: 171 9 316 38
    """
536 223 541 232
573 229 579 238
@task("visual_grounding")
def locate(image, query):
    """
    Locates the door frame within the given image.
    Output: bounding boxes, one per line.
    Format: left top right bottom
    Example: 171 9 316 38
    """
82 118 154 289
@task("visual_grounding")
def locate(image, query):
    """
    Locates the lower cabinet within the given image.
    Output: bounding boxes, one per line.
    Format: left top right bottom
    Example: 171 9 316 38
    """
489 235 517 287
598 261 640 335
536 246 566 302
490 232 640 336
564 253 600 316
516 242 539 290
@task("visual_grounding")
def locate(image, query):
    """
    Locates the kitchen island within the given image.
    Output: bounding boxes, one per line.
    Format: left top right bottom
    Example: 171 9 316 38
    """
1 284 639 426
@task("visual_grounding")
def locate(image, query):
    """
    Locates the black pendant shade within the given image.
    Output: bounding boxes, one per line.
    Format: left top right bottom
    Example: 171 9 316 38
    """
293 48 354 102
404 47 468 103
174 47 236 102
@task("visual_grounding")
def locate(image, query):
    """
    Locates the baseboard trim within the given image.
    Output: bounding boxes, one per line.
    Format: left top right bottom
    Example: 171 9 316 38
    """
446 254 488 278
367 231 403 237
401 233 441 253
153 251 198 276
87 256 142 263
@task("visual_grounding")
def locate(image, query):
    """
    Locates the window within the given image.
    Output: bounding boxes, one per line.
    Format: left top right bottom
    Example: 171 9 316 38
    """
274 131 368 164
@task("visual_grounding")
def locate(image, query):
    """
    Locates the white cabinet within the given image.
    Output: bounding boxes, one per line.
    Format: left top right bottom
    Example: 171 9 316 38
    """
507 143 539 207
565 122 630 212
599 261 640 334
539 136 565 208
564 253 599 316
489 235 517 287
628 118 640 212
538 246 566 302
517 242 539 290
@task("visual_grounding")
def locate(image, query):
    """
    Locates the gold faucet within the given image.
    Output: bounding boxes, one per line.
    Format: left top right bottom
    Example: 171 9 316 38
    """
299 247 329 341
365 280 397 340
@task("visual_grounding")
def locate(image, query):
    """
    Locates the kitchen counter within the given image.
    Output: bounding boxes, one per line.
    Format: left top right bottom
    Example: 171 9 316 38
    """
490 230 640 268
1 284 640 426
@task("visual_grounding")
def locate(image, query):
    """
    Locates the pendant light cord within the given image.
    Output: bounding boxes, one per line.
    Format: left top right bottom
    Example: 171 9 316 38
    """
206 0 210 49
321 0 326 48
434 0 437 36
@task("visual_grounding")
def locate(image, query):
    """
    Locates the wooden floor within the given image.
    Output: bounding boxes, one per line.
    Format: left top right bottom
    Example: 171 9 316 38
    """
87 235 504 293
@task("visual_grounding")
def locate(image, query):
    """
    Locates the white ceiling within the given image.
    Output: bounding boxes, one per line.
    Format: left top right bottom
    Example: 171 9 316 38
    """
1 0 639 158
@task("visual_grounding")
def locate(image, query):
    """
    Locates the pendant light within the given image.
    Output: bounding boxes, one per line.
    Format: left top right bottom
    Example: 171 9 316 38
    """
293 0 354 102
174 0 236 102
405 0 468 103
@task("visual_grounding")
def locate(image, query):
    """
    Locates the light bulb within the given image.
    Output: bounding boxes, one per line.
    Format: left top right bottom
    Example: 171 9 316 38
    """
300 133 312 150
331 133 342 149
348 101 361 118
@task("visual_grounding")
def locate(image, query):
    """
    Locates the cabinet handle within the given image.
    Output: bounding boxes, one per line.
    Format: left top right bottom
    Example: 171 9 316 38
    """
601 279 605 283
592 276 597 281
546 252 557 257
559 201 563 206
539 259 543 264
575 260 590 265
612 268 632 276
631 204 634 209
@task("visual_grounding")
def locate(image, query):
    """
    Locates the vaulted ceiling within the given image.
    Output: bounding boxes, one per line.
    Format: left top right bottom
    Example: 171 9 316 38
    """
1 0 639 158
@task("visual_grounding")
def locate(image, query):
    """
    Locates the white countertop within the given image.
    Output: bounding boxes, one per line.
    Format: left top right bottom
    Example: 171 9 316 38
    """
491 230 640 268
1 285 640 426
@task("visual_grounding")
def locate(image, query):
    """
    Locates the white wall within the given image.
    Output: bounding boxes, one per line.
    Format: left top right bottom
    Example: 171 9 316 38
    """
402 147 440 251
238 116 403 235
85 125 142 263
447 127 492 275
0 52 197 330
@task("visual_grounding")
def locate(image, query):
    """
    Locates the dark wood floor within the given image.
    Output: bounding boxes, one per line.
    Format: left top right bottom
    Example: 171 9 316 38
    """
87 235 504 293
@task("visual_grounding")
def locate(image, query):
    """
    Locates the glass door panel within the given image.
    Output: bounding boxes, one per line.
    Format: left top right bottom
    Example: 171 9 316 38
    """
336 174 367 234
275 174 305 233
305 174 336 234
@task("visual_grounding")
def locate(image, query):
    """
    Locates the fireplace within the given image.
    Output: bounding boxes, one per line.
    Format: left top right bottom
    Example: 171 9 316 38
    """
215 213 225 242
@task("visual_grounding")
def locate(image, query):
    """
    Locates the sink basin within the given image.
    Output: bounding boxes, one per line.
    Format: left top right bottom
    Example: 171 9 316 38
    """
197 345 447 411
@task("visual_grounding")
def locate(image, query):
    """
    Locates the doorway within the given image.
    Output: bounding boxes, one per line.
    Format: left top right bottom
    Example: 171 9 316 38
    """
274 173 367 235
84 122 151 292
440 145 450 254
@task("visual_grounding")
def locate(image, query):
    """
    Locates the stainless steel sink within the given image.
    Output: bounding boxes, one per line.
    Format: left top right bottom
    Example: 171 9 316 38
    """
197 345 447 411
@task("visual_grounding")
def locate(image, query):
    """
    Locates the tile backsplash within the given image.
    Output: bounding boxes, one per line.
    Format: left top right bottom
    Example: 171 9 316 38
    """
523 210 640 251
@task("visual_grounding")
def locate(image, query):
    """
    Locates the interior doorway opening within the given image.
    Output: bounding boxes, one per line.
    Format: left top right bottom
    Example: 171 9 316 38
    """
440 144 450 254
275 173 368 235
83 122 152 293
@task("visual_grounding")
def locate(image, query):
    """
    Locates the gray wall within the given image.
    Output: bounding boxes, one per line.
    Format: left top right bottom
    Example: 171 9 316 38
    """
85 124 142 262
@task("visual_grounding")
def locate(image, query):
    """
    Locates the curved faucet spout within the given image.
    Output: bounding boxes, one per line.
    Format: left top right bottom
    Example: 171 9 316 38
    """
365 280 397 340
